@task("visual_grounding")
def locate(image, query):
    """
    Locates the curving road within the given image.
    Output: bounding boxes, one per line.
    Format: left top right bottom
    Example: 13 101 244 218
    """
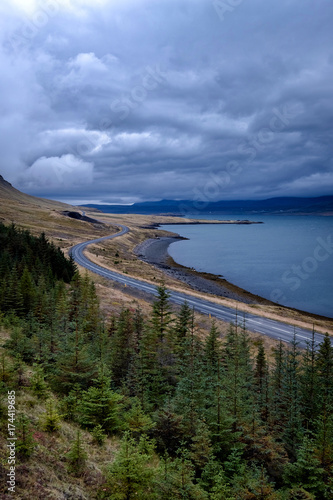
70 224 329 348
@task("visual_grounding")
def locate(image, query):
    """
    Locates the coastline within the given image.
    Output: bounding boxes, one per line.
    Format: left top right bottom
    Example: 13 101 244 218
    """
134 236 273 305
134 235 333 322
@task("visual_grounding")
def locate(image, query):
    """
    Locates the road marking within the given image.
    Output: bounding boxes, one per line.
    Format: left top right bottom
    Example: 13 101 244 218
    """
70 224 329 348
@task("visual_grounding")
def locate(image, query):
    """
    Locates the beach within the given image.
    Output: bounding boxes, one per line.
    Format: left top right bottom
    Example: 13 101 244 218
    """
134 236 273 305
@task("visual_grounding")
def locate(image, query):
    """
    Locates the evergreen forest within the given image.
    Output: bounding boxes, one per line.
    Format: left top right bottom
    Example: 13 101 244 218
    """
0 223 333 499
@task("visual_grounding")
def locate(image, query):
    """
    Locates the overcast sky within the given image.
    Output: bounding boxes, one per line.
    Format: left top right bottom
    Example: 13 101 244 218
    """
1 0 333 204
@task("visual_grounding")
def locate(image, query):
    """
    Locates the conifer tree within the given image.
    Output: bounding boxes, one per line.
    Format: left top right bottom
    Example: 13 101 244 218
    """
66 430 87 476
190 420 213 477
174 301 192 358
254 340 269 423
91 424 107 445
222 324 254 436
155 451 207 499
136 323 168 408
41 398 62 432
283 336 303 459
173 333 206 438
151 284 173 340
314 412 333 469
105 432 156 499
133 307 144 348
19 266 36 314
109 309 135 387
300 329 319 428
283 435 326 498
78 365 123 433
30 363 49 399
152 402 185 457
316 333 333 414
204 322 221 374
123 398 155 439
4 267 24 316
270 340 287 434
52 335 96 394
16 414 35 459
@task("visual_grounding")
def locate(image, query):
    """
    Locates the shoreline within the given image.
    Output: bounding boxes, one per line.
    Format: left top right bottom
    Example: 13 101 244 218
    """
134 235 333 322
134 236 274 305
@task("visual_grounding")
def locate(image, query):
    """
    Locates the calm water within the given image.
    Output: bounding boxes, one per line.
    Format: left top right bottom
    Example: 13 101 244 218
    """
161 214 333 318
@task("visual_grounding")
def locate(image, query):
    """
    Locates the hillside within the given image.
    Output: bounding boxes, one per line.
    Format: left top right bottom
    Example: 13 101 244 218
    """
0 175 75 210
0 175 113 246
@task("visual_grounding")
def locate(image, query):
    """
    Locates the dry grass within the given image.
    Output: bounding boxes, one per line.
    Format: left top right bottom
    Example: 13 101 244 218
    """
0 189 332 343
81 211 333 337
0 327 119 500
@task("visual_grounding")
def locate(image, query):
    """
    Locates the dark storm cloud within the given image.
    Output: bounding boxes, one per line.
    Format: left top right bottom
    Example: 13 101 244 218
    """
0 0 332 203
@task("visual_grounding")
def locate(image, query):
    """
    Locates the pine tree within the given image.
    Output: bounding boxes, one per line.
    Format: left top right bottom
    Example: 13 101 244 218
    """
109 309 135 387
66 430 87 476
300 328 319 428
104 432 156 499
123 398 155 439
155 451 207 499
232 465 277 500
222 324 254 436
314 412 333 470
173 334 206 438
136 323 169 409
204 322 221 374
254 340 269 423
151 284 173 340
19 266 36 314
30 363 49 399
91 424 107 445
190 420 213 477
16 414 35 459
133 308 144 348
314 333 333 469
40 398 62 432
78 365 123 433
283 435 326 498
270 340 287 435
4 267 24 316
317 334 333 412
174 301 192 357
52 318 97 394
152 402 185 457
283 335 303 459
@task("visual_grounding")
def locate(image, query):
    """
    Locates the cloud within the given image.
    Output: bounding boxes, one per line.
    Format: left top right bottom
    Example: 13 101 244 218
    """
18 154 94 194
0 0 332 203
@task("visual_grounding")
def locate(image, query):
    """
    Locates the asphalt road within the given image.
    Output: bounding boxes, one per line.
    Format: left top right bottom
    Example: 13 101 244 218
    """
70 224 329 348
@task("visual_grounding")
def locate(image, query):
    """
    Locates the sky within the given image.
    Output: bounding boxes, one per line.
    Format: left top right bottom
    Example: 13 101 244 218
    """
0 0 333 204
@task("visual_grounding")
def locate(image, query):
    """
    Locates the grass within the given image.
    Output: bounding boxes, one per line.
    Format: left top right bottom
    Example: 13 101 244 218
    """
0 327 119 500
0 190 332 339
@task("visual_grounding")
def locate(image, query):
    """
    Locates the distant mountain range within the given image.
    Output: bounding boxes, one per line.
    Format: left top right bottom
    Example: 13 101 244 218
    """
82 196 333 215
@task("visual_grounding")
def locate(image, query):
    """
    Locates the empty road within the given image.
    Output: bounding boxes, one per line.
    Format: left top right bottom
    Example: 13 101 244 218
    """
70 224 329 348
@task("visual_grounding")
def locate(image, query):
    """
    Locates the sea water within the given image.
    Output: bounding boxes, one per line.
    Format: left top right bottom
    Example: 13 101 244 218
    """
161 214 333 318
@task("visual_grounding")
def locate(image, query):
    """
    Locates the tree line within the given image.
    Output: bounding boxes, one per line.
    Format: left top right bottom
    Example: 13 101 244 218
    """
1 223 333 499
0 222 76 317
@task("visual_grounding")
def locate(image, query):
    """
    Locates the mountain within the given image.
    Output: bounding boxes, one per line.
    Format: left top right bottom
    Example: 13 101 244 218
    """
0 175 91 239
83 195 333 215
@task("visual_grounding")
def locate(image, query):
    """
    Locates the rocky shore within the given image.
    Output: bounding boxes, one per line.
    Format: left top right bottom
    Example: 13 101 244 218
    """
134 236 272 305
